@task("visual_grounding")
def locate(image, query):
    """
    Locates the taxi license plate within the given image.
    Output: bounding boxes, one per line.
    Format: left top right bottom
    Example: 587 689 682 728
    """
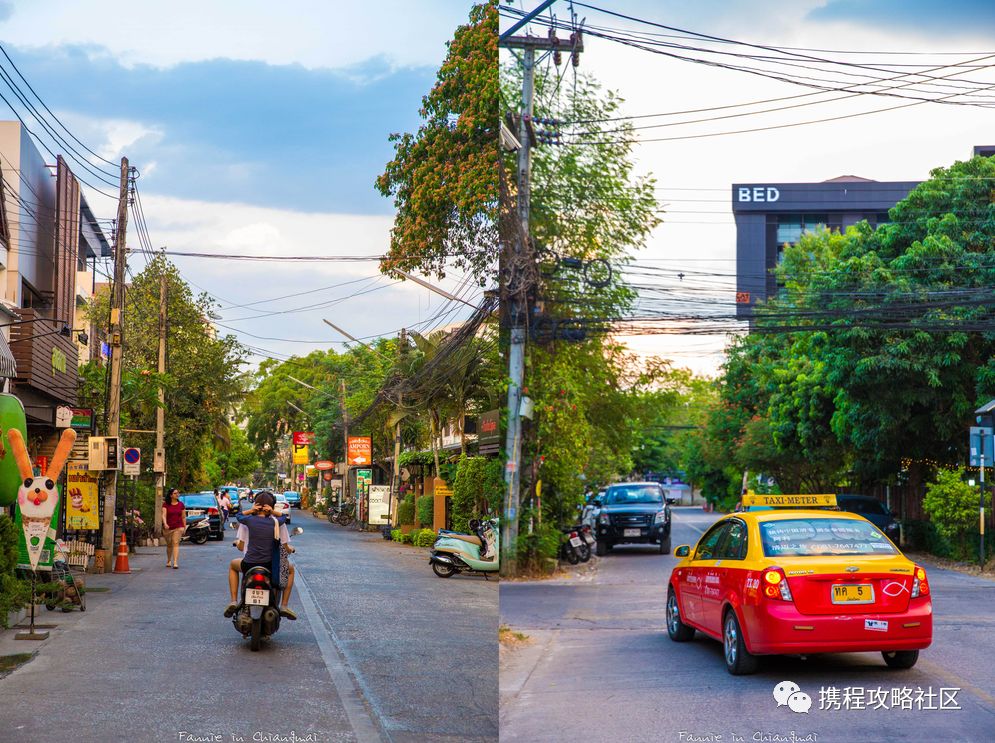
831 584 874 604
569 536 583 548
623 528 641 537
246 588 269 606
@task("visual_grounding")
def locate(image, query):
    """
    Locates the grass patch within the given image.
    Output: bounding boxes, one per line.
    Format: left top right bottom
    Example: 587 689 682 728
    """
499 624 530 647
0 652 36 678
83 586 110 593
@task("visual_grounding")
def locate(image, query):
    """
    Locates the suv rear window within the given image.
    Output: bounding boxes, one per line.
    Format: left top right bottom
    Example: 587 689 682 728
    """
840 497 886 515
759 518 897 557
606 485 663 505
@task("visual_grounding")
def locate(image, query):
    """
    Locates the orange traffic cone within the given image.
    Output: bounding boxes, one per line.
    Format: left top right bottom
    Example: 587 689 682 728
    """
112 532 131 574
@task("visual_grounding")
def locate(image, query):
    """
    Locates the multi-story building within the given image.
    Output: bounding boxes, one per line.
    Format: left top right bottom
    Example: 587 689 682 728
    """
733 146 995 320
0 121 111 455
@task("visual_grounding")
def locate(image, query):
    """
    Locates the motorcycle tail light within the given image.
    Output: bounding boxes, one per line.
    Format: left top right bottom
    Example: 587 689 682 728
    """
253 574 265 583
569 531 578 539
208 508 219 515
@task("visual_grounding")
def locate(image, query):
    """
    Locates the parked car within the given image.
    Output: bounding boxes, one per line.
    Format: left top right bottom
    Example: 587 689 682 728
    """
591 482 671 555
274 493 292 523
179 492 225 540
282 490 302 509
581 489 606 532
836 494 901 545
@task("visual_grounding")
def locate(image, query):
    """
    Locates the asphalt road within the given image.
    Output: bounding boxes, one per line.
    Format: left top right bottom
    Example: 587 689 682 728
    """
0 511 498 743
500 507 995 743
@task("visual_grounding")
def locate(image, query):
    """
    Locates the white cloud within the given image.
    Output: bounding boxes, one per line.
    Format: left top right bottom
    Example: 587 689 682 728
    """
0 0 474 70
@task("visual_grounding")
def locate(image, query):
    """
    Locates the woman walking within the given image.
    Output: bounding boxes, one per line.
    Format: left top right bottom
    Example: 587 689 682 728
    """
162 488 186 569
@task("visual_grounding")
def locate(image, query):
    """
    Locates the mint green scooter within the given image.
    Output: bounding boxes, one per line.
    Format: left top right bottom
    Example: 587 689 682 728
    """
429 518 499 579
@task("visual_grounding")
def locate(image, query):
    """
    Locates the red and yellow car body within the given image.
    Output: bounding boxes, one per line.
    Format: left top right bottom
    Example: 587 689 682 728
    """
667 494 932 674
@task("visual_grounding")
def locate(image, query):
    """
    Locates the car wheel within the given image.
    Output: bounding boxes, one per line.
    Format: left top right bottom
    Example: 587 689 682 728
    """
666 588 695 642
882 650 919 669
723 609 759 675
659 531 672 554
595 539 609 557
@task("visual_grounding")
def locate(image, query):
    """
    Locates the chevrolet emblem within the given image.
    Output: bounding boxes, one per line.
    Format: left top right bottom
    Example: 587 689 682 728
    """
845 566 860 573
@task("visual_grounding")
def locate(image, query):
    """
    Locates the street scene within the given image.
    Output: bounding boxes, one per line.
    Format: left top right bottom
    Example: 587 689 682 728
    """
1 511 497 743
501 508 995 742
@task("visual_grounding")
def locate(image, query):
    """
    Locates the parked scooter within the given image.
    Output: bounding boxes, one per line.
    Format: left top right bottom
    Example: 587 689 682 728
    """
430 518 499 578
182 512 211 545
560 526 588 564
228 520 304 651
578 525 595 562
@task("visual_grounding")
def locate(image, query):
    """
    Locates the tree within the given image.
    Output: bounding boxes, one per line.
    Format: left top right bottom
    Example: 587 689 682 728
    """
375 2 498 280
85 255 248 488
205 425 260 484
923 467 978 559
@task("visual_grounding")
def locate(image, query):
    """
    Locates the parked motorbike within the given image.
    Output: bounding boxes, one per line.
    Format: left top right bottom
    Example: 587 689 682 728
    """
560 526 587 565
578 525 595 562
429 518 499 579
327 501 356 526
182 513 211 545
228 521 304 651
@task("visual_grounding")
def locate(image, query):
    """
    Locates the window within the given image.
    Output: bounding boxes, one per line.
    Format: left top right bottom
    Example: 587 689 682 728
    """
841 497 887 516
717 520 748 560
875 212 891 227
776 214 828 247
694 522 730 561
759 518 898 557
605 484 664 505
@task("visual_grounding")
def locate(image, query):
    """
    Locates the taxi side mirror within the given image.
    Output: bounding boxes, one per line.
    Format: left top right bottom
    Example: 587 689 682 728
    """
674 545 691 558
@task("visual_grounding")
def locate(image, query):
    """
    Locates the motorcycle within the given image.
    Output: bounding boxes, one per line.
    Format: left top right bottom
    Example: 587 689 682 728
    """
579 525 596 562
182 512 211 545
229 521 304 651
429 517 499 579
560 526 589 565
327 501 356 526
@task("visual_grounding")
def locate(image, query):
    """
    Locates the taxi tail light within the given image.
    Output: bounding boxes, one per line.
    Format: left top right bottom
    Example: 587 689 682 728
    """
762 568 794 602
911 565 929 598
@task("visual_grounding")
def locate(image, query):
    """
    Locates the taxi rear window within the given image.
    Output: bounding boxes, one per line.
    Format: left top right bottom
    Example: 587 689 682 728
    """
759 518 897 557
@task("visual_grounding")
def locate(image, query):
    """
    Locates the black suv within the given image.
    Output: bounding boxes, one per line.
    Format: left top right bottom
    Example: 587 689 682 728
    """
837 494 901 545
592 482 671 556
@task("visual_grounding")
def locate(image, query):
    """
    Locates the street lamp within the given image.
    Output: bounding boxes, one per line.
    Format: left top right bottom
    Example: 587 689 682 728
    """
973 400 995 566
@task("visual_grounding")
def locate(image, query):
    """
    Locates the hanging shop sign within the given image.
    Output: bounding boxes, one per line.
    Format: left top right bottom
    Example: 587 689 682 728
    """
347 437 372 466
292 444 309 465
293 431 316 446
315 460 334 471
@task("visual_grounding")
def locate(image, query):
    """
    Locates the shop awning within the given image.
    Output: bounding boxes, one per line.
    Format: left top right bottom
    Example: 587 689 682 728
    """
0 331 17 378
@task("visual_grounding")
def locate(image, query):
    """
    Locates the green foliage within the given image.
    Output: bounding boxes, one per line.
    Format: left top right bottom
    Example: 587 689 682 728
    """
923 467 980 559
451 455 503 533
0 515 28 625
400 531 414 545
390 529 402 543
902 519 953 558
375 2 498 280
85 255 248 489
413 528 438 548
204 425 260 486
397 495 415 526
416 495 434 526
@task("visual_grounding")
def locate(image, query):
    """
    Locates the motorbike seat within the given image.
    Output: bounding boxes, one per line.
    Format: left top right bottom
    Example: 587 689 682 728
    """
442 533 483 547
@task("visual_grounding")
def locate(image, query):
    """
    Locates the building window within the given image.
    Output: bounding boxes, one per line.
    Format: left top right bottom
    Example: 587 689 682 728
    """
875 212 891 227
776 214 828 247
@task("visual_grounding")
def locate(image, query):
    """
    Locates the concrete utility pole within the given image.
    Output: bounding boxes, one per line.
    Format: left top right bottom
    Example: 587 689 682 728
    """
499 28 581 576
101 157 129 557
153 266 167 534
340 378 349 508
393 328 407 525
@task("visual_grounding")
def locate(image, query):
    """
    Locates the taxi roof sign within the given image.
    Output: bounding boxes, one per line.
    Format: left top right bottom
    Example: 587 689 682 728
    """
742 493 837 508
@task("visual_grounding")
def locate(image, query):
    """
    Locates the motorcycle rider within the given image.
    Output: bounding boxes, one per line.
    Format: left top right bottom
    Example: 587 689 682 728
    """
229 501 298 619
224 491 280 617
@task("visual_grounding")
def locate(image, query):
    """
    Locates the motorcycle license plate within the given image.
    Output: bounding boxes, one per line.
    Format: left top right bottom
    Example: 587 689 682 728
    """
246 588 269 606
582 533 596 545
624 528 641 537
569 536 583 548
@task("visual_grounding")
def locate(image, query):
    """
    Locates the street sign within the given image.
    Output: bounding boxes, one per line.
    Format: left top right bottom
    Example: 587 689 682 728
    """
293 431 316 446
293 444 309 465
315 460 334 471
123 447 141 477
969 427 993 467
348 436 372 465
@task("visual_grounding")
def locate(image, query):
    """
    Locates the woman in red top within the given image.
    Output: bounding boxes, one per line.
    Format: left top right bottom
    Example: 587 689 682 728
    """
162 488 186 569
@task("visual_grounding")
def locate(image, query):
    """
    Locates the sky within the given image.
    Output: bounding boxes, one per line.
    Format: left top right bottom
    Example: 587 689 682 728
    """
502 0 995 376
0 0 481 365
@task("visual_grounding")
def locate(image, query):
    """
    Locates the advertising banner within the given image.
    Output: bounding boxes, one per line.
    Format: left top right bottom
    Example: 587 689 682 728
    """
347 437 372 466
368 485 390 524
16 503 59 571
293 431 316 446
65 462 100 530
292 444 309 465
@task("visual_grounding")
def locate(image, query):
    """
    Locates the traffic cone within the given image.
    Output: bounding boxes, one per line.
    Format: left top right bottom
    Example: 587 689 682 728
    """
112 532 131 574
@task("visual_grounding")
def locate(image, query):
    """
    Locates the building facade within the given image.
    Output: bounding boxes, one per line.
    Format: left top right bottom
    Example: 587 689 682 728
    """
732 176 920 319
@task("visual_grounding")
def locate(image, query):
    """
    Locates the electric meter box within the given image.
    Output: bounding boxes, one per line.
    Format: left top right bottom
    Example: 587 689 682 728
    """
88 436 121 471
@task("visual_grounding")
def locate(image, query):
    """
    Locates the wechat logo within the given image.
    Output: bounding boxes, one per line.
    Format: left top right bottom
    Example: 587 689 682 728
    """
773 680 812 714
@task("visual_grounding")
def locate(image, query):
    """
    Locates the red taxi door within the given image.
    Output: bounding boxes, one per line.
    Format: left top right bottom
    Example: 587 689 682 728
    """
699 520 748 635
684 522 730 631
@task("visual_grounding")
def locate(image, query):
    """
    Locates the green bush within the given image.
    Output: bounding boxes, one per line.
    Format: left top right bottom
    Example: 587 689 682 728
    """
397 495 415 525
390 529 402 542
417 495 434 526
414 528 438 548
400 531 414 544
0 515 29 627
451 455 503 533
923 467 979 560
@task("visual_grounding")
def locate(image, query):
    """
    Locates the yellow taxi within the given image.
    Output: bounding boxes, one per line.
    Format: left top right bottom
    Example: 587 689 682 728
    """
666 494 932 675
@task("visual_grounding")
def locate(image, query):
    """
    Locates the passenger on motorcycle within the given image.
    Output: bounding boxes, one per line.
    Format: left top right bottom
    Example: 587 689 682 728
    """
224 491 283 618
229 501 298 619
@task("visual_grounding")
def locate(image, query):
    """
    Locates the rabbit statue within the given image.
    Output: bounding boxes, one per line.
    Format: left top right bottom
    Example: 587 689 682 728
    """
10 428 76 569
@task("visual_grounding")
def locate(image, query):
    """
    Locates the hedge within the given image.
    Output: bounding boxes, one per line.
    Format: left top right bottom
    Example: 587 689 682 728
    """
413 528 437 548
417 495 434 526
396 495 415 525
0 515 29 627
451 455 503 533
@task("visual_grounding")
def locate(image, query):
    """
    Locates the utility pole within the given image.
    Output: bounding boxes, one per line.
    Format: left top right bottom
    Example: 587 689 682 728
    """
340 378 349 508
499 27 581 576
101 157 129 559
153 266 167 534
393 328 407 525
